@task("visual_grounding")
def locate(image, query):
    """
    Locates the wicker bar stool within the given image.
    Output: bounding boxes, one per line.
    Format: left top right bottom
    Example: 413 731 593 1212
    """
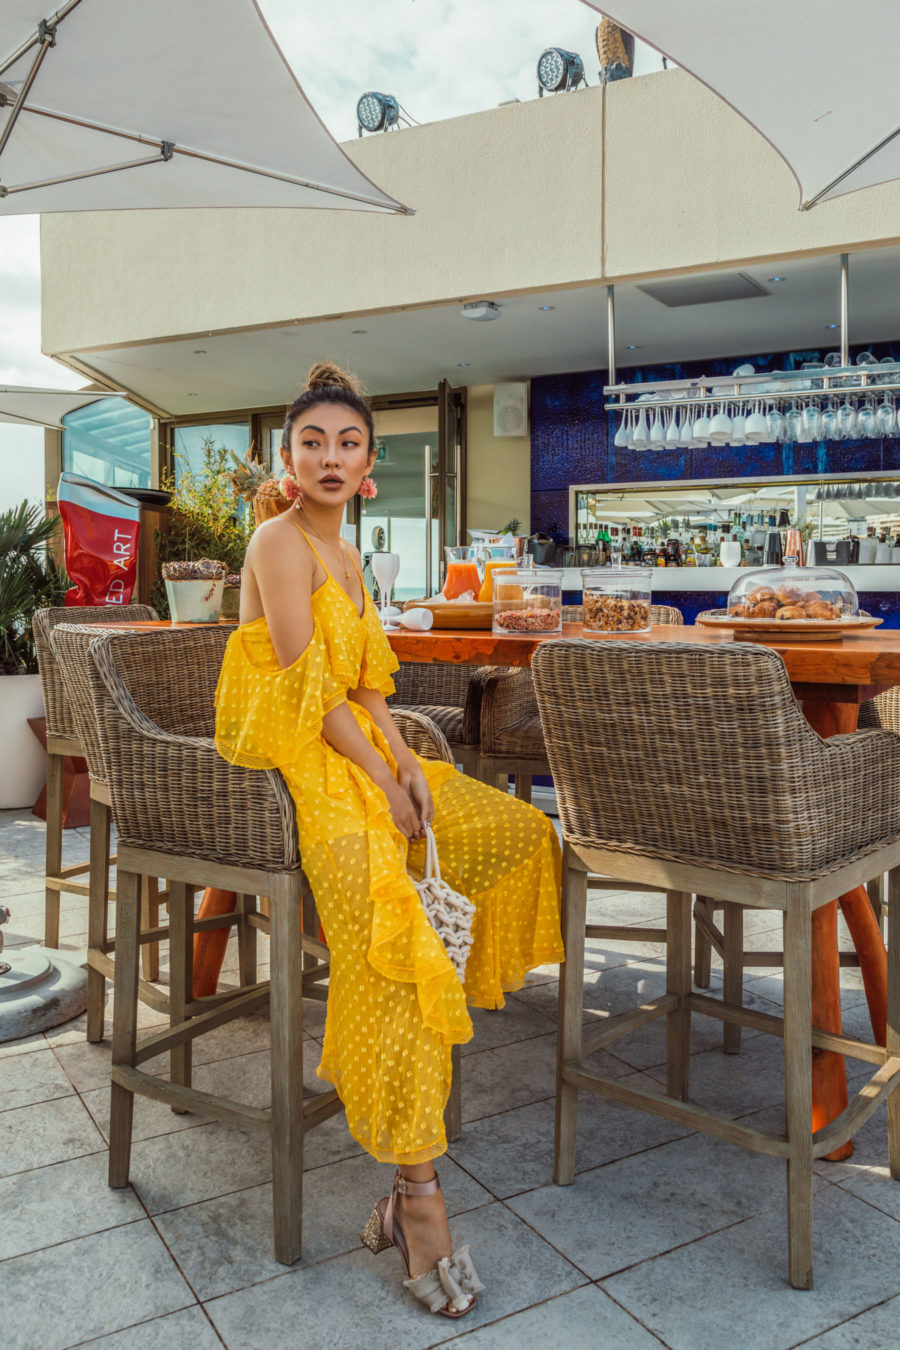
388 660 490 779
478 603 684 799
858 690 900 930
33 605 157 955
532 636 900 1289
82 627 461 1262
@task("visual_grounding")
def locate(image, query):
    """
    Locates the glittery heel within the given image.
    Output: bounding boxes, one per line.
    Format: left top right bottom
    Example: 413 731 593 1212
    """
360 1202 393 1254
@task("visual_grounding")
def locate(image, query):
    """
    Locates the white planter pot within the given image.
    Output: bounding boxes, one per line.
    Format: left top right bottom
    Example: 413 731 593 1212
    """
0 673 45 809
164 578 224 624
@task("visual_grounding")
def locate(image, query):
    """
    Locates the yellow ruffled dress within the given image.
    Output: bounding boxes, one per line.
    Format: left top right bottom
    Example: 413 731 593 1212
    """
214 545 563 1165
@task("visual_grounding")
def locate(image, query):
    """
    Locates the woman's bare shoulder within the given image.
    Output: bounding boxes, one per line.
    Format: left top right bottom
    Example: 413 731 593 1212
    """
246 513 313 574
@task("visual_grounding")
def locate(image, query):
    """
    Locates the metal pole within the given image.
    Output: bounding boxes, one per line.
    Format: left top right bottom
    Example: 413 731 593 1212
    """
607 284 616 387
840 253 850 367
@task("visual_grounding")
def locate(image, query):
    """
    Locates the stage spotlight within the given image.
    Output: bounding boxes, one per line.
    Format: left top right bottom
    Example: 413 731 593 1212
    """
537 48 585 96
357 92 400 136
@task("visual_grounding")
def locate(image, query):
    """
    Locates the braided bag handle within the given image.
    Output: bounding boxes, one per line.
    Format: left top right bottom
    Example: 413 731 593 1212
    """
413 825 476 982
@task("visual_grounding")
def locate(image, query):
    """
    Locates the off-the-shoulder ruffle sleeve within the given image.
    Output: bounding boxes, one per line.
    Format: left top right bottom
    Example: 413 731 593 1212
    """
215 619 346 771
359 605 400 696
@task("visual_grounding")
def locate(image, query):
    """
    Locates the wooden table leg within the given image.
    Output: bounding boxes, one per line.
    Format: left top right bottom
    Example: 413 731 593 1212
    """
192 888 237 996
801 697 856 1160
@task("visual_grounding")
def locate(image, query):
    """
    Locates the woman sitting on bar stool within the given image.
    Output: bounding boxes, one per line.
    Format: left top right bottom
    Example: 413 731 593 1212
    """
214 361 563 1320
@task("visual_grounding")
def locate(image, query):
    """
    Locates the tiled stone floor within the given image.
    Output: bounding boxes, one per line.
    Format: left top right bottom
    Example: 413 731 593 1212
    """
1 807 898 1350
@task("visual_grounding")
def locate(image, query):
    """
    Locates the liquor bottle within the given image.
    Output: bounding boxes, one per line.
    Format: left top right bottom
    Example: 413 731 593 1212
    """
718 522 730 563
763 515 783 566
695 526 711 566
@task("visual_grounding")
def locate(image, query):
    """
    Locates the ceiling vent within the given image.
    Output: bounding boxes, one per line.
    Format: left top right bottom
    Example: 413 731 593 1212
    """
637 273 770 307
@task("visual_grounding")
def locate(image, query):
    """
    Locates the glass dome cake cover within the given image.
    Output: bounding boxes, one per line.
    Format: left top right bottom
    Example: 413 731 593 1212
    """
727 560 858 621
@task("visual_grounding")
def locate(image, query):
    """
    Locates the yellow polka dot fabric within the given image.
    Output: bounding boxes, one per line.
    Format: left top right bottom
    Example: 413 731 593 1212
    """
215 576 563 1165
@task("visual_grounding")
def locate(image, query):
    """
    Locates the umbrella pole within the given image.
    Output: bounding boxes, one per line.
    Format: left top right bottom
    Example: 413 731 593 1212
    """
840 253 850 367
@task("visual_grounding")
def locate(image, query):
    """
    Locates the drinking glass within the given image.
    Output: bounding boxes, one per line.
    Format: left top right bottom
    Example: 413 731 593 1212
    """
785 401 803 443
614 408 631 448
800 399 822 442
666 407 680 448
822 398 838 441
877 394 897 437
649 409 666 447
708 401 731 444
692 408 711 445
371 551 401 625
838 397 858 439
765 404 785 442
744 400 768 443
633 408 650 449
858 396 877 439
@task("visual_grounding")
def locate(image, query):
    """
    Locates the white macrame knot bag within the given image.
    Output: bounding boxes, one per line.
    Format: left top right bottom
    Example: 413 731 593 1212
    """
413 825 476 982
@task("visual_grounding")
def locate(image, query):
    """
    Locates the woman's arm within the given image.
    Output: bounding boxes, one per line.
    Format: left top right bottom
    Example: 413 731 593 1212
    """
247 527 421 837
350 685 434 833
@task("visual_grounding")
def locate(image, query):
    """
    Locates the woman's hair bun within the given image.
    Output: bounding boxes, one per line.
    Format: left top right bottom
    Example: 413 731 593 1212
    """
305 361 362 396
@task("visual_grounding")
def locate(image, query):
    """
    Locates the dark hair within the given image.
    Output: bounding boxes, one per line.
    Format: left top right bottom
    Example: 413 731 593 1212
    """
281 361 375 453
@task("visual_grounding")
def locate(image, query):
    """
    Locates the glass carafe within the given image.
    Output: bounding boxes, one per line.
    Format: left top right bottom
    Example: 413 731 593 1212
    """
477 543 518 602
442 545 481 600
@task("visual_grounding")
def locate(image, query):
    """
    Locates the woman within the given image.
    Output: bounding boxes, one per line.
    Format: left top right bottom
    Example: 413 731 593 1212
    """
215 362 563 1319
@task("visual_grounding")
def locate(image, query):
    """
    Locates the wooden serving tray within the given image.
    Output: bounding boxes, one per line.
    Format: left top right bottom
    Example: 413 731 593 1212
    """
404 599 493 630
696 611 882 642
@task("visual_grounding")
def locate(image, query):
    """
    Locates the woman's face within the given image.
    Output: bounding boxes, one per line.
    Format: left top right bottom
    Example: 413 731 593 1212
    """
282 401 375 507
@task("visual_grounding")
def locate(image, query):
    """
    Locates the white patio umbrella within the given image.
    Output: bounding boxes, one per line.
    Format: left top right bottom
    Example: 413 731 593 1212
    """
0 384 128 427
583 2 900 209
0 0 409 214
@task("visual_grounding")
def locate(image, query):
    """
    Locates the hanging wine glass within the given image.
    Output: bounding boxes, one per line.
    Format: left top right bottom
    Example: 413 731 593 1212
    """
877 393 897 437
822 397 839 441
837 396 858 439
858 394 877 439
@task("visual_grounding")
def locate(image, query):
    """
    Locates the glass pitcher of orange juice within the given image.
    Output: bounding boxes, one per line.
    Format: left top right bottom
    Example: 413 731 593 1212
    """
477 544 519 603
442 546 481 600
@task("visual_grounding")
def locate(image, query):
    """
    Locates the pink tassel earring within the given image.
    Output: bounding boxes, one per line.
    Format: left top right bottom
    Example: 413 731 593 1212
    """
279 470 302 502
358 476 378 499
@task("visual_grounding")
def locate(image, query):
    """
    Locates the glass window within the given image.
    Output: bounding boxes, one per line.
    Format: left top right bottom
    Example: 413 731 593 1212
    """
172 422 250 484
62 400 152 487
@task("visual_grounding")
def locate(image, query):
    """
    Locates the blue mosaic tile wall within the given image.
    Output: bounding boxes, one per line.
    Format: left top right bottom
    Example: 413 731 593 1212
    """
531 339 900 542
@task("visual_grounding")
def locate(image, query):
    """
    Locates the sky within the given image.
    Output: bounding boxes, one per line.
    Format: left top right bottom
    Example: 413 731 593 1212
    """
0 1 664 511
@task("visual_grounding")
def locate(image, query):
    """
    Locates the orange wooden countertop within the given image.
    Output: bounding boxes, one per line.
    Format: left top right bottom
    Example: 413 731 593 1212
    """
386 620 900 687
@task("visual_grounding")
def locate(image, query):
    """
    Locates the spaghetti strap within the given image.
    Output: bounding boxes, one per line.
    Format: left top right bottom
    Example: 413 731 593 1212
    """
287 511 365 590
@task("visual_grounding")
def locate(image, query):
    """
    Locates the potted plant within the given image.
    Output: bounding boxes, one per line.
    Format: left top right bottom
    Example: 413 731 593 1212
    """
0 503 69 808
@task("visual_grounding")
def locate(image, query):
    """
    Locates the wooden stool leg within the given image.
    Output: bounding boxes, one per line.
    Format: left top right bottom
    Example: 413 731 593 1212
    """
301 881 318 973
555 845 587 1185
168 880 193 1109
109 868 141 1188
44 751 64 948
444 1044 462 1143
723 902 744 1055
693 896 713 989
784 890 814 1290
140 876 160 982
86 796 111 1042
666 891 692 1100
888 867 900 1182
270 874 305 1265
514 774 533 804
237 894 258 986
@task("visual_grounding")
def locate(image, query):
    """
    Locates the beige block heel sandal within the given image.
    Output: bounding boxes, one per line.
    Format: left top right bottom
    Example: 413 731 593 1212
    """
360 1169 483 1318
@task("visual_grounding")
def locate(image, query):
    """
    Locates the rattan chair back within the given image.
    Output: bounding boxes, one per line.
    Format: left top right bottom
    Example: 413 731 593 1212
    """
531 637 900 880
859 686 900 732
390 661 473 709
33 605 157 741
561 603 683 626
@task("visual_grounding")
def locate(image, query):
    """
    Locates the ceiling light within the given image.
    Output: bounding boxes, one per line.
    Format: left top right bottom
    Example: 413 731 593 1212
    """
351 329 367 335
825 323 840 329
187 393 197 397
192 349 206 355
460 301 501 322
626 344 640 350
539 305 555 311
458 362 470 367
768 275 786 282
537 48 585 96
356 91 400 136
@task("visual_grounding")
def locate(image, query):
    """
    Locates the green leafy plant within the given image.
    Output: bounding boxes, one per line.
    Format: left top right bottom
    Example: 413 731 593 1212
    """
501 518 521 534
152 437 253 617
0 502 69 675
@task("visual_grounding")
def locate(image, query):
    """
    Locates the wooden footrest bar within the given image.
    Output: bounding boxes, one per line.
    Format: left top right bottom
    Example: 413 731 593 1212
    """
688 992 888 1066
111 1064 271 1132
135 985 272 1064
580 995 676 1058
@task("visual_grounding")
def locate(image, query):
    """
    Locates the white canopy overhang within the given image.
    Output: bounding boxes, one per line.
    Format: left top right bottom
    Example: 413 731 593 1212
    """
583 1 900 210
0 0 409 214
0 384 129 427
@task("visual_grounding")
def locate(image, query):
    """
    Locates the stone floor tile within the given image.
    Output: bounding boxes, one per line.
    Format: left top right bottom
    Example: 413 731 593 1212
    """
0 1150 144 1260
1 1094 105 1178
440 1284 660 1350
448 1072 693 1199
127 1119 275 1215
600 1186 900 1350
1 1220 195 1350
460 1032 629 1124
80 1082 208 1145
0 1029 47 1058
460 997 555 1058
645 1028 793 1117
51 1036 123 1093
800 1294 900 1349
0 1044 76 1111
507 1131 787 1279
837 1161 900 1222
155 1151 491 1301
72 1307 223 1350
205 1201 584 1350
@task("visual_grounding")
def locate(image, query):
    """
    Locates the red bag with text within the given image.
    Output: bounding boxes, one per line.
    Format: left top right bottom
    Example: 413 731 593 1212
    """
57 474 141 607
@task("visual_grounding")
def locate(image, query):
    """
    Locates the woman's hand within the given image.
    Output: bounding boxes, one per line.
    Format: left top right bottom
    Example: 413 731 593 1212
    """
382 777 422 839
397 761 434 838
